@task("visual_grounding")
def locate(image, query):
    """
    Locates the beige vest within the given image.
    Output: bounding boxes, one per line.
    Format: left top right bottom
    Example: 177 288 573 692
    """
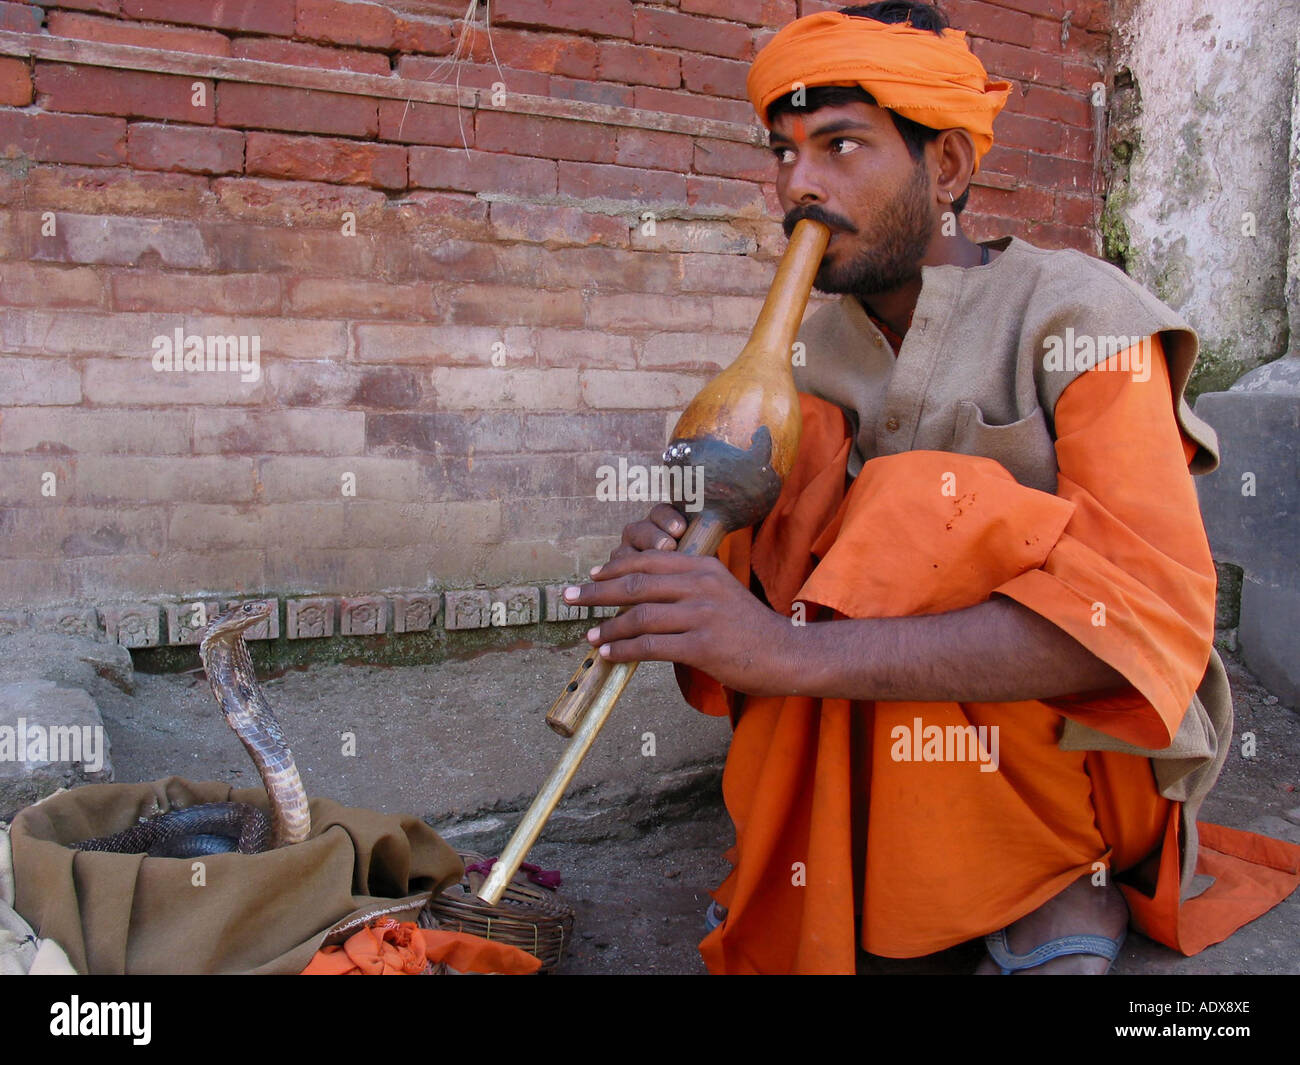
794 235 1229 896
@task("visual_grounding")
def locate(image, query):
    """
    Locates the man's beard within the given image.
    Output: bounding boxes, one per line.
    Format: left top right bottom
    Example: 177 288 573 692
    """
785 162 934 297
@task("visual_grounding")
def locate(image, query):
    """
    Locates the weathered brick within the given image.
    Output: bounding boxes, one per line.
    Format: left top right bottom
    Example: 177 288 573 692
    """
535 328 636 370
634 8 754 58
395 56 551 97
83 356 265 406
693 138 775 181
127 122 244 175
0 111 123 167
449 283 584 328
1059 124 1095 162
0 56 32 107
16 165 208 215
47 11 232 55
0 409 191 454
186 314 347 359
630 218 757 255
1056 191 1099 227
944 1 1036 49
28 215 212 269
408 146 556 197
970 38 1063 86
974 183 1055 223
597 40 679 88
72 456 258 503
493 0 634 39
365 411 522 455
2 506 165 557
211 176 387 227
257 455 422 502
267 361 431 409
45 0 119 12
392 190 490 230
392 15 453 55
632 86 754 125
542 245 685 294
990 110 1064 153
231 36 392 76
549 77 636 108
639 329 753 370
378 99 466 146
1026 152 1093 190
681 0 796 26
475 110 615 164
112 271 280 314
193 409 365 454
488 201 627 248
463 26 599 78
0 263 107 308
36 63 215 123
558 161 687 206
615 128 694 172
679 251 768 293
354 323 531 366
430 367 580 409
286 278 431 319
581 370 706 410
121 0 295 35
246 131 407 189
0 357 82 405
296 0 394 49
680 53 750 99
217 83 378 137
686 174 766 217
0 1 41 31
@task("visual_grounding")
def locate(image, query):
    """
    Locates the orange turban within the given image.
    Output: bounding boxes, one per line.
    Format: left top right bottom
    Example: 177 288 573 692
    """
747 11 1012 172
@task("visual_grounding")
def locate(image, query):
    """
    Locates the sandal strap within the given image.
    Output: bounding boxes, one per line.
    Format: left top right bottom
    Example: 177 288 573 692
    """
985 927 1126 974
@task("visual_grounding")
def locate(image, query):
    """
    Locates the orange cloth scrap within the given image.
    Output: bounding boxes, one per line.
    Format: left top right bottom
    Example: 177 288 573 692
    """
302 918 542 976
677 343 1300 974
745 11 1013 171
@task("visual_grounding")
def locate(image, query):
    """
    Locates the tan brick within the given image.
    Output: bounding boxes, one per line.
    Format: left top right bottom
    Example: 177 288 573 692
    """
32 214 213 270
111 272 281 314
430 367 581 409
488 201 628 248
639 331 751 371
0 357 82 405
186 315 348 359
479 540 578 585
3 505 166 556
448 284 585 328
211 177 388 228
257 456 423 502
343 501 501 549
0 409 192 454
16 165 209 216
630 219 757 255
82 357 266 405
285 278 433 319
535 328 636 370
580 370 706 410
2 309 169 355
353 323 531 365
71 456 258 503
266 362 431 410
193 409 366 454
0 457 77 504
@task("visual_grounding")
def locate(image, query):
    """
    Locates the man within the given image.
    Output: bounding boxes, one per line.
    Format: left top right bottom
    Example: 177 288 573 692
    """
562 2 1300 974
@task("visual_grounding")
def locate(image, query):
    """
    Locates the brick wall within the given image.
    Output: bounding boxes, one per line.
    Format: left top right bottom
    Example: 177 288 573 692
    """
0 0 1112 647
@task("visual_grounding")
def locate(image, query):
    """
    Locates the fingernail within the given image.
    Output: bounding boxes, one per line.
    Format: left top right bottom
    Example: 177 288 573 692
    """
563 585 579 601
589 564 603 576
657 538 673 550
586 627 600 642
598 644 611 658
672 520 685 534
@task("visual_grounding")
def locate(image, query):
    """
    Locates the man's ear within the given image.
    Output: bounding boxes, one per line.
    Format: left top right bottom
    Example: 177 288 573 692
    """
933 127 977 202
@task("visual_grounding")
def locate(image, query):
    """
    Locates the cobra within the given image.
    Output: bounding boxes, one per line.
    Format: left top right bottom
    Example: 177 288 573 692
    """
74 601 311 858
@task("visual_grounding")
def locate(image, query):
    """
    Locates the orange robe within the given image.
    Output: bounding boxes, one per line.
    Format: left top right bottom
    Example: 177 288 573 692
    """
677 341 1300 975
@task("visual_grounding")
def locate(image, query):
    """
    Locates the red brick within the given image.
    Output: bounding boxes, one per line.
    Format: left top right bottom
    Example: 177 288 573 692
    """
393 15 453 55
1063 61 1106 95
121 0 294 35
634 8 754 59
973 183 1054 223
1036 19 1108 62
0 56 31 106
493 0 634 39
476 111 615 164
18 164 208 215
0 111 125 166
615 128 693 172
686 174 765 216
409 146 556 197
632 86 753 125
36 63 215 123
47 11 232 56
970 38 1063 86
945 1 1035 49
392 191 489 228
217 82 377 137
984 0 1064 15
549 77 636 108
395 56 551 96
681 0 796 27
449 283 584 327
378 99 466 147
1068 0 1111 34
1027 152 1093 191
1024 221 1095 253
127 121 244 174
1017 84 1090 126
463 26 599 79
246 131 406 189
285 278 429 319
597 40 679 88
231 37 392 76
296 0 394 49
0 1 41 31
558 161 686 206
45 0 119 12
112 271 280 313
489 201 627 248
693 138 775 181
680 53 750 99
1056 191 1099 227
991 110 1063 153
1060 124 1094 162
0 262 108 307
980 144 1028 179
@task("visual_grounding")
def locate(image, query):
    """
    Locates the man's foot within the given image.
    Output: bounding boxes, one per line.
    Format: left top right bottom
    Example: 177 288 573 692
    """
974 875 1129 974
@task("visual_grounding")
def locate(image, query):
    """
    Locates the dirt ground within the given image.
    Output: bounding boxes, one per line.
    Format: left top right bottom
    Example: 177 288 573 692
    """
73 635 1300 975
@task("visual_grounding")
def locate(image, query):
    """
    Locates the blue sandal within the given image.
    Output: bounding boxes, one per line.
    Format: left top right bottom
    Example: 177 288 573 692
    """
984 926 1126 974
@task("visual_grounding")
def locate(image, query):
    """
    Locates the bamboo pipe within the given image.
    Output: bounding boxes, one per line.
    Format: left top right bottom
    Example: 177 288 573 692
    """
478 218 830 906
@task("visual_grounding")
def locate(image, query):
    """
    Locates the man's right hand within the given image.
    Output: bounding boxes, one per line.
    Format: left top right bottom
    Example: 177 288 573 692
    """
605 503 688 567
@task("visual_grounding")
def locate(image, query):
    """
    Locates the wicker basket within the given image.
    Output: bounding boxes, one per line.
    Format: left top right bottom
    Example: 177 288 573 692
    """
421 851 574 973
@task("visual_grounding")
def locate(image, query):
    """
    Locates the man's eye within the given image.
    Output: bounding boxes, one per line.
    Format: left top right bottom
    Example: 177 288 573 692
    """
831 138 861 155
772 147 795 164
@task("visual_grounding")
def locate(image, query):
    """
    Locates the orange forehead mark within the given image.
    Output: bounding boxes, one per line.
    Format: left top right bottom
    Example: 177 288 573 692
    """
790 115 807 143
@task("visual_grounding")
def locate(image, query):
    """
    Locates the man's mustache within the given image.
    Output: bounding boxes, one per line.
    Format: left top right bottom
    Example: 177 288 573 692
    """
783 205 858 238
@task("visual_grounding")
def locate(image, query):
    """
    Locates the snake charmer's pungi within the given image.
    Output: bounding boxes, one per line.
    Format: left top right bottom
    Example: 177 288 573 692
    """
565 4 1300 974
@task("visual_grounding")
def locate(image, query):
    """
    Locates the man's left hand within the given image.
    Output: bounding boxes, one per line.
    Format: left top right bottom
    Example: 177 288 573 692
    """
562 552 795 696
